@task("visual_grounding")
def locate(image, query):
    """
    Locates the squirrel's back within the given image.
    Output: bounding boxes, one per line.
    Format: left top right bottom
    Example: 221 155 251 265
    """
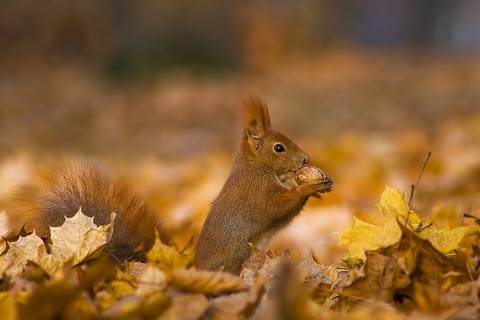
3 164 171 262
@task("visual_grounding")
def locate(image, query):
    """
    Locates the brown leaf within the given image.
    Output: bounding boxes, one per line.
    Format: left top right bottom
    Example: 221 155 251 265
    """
340 250 398 307
409 279 480 318
297 255 351 309
206 276 265 319
0 238 7 256
241 249 291 288
396 223 470 290
254 263 320 320
101 291 170 320
158 293 209 320
337 221 472 313
299 255 350 293
170 269 247 294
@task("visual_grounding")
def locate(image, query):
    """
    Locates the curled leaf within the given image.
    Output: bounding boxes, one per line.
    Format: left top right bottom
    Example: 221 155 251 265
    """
170 269 247 294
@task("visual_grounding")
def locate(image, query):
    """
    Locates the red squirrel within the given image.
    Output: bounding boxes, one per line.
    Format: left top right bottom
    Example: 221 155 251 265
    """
195 96 332 274
1 96 331 273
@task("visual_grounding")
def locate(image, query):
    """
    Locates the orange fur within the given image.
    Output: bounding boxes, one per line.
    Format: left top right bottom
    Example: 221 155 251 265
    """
195 96 332 274
3 163 171 262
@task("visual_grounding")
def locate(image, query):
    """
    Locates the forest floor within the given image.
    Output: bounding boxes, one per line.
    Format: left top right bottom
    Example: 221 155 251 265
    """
1 49 480 318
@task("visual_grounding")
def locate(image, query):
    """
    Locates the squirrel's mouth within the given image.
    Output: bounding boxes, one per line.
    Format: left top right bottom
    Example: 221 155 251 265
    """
278 170 296 182
285 171 296 179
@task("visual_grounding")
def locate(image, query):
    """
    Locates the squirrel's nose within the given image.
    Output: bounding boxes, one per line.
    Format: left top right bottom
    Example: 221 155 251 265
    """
302 154 309 166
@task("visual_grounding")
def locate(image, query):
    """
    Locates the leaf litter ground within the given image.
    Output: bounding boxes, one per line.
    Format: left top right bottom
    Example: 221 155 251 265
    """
1 51 480 319
1 186 479 319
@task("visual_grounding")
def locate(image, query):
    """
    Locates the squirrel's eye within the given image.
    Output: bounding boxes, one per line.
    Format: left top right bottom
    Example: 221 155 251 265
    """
273 144 286 153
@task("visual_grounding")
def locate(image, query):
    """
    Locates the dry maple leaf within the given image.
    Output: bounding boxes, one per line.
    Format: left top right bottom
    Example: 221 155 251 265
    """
5 208 114 277
298 255 350 295
17 257 115 320
147 232 194 273
337 223 472 314
97 264 169 316
337 186 470 262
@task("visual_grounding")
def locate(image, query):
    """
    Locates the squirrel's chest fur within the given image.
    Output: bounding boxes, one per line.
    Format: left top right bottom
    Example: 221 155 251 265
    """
195 162 305 274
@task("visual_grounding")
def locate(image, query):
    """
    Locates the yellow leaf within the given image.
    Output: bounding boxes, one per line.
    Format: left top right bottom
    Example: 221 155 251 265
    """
49 209 115 263
147 232 194 273
337 186 470 262
109 270 137 297
414 224 470 254
0 292 17 320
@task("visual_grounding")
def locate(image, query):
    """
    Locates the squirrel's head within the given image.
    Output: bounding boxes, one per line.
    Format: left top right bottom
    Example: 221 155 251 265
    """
240 95 309 181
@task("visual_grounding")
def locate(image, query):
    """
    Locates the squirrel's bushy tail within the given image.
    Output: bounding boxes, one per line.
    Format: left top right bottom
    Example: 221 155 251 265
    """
3 163 170 262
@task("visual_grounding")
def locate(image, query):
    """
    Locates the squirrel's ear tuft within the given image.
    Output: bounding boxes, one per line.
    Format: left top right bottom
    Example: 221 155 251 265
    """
239 95 271 139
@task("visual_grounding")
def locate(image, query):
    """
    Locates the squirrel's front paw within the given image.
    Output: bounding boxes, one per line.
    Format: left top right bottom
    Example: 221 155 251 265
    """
298 181 332 198
311 177 333 198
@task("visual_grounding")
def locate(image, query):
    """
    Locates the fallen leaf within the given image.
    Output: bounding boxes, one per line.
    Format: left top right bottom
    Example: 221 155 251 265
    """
158 293 209 320
241 249 290 288
170 269 247 294
0 251 8 275
112 271 137 293
337 222 472 314
136 265 168 296
101 291 170 320
96 264 167 315
49 209 115 263
147 232 194 273
254 262 319 320
206 276 265 319
5 231 57 277
396 223 470 291
337 186 470 262
5 208 114 277
298 255 350 293
123 260 148 278
0 238 6 256
18 267 91 320
0 292 17 320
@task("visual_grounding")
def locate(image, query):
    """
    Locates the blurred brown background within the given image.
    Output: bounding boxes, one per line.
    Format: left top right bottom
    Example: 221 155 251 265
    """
1 0 480 261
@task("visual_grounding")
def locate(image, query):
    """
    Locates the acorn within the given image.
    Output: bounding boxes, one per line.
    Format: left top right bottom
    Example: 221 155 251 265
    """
295 166 329 185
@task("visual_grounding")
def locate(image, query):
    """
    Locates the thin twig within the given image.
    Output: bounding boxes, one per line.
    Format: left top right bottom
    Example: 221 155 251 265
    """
406 152 431 226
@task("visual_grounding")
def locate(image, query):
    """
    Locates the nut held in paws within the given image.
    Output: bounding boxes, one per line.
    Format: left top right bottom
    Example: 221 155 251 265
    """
295 166 328 185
